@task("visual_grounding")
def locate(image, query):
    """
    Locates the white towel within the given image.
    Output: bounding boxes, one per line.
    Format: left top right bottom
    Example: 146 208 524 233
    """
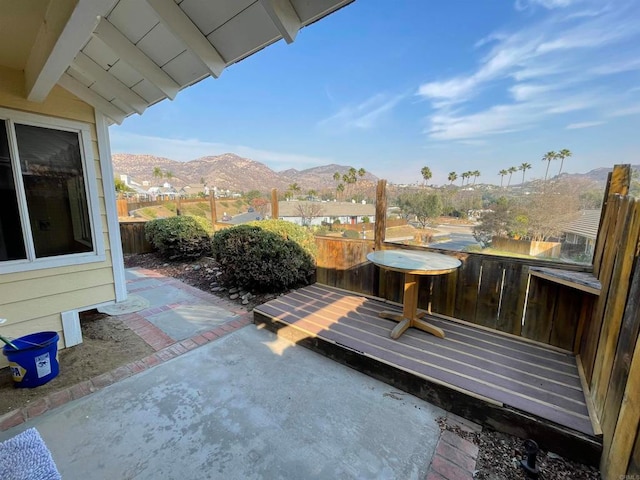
0 428 61 480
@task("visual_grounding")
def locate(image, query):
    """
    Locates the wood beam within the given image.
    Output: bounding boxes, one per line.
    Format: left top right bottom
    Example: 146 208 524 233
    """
58 73 126 125
93 17 180 100
26 0 117 102
72 52 147 115
374 180 387 250
146 0 226 78
259 0 301 44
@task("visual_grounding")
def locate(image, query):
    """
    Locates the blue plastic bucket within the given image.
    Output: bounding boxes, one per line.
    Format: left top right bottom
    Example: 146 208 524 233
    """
2 332 59 388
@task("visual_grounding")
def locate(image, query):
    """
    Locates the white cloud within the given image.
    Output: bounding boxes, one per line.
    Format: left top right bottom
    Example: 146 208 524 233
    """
515 0 579 10
318 93 406 131
416 0 640 141
109 130 332 171
608 105 640 117
566 121 605 129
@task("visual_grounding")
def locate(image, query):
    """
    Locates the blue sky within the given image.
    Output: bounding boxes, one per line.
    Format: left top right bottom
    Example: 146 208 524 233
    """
110 0 640 186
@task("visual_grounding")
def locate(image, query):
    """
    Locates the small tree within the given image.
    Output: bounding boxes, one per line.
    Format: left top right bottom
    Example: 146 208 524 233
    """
245 190 262 202
448 171 457 185
251 197 270 218
398 191 443 228
295 202 324 226
115 178 133 195
472 197 513 246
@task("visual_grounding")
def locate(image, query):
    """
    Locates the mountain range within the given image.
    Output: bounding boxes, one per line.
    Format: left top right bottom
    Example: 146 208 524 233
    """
111 153 378 193
112 153 638 192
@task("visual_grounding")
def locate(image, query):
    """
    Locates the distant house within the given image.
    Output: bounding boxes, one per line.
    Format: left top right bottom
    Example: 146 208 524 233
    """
562 209 601 256
278 200 375 226
180 184 210 198
148 186 178 200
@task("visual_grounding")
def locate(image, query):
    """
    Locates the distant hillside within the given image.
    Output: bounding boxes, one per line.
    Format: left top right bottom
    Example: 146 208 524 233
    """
279 163 378 190
560 165 640 185
111 153 378 193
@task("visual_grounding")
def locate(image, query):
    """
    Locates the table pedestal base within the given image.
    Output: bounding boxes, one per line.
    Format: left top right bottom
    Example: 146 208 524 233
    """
379 311 445 339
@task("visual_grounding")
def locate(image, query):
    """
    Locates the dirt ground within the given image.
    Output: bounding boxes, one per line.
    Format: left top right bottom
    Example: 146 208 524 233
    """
437 420 600 480
0 311 153 415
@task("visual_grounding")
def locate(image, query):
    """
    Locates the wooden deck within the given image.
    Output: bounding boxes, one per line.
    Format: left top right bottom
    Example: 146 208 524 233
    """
254 283 602 464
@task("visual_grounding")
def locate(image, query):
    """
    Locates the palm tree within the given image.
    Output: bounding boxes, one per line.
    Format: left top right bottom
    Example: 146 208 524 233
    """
333 171 341 182
557 148 572 176
519 162 532 185
461 171 470 186
336 183 344 200
448 171 457 185
165 170 173 182
542 151 557 182
499 169 508 187
288 183 301 199
472 170 480 185
507 166 517 187
152 167 163 182
357 168 366 178
421 166 432 186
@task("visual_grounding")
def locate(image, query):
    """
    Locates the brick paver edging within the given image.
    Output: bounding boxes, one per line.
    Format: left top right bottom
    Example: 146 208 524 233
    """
0 312 253 432
427 414 480 480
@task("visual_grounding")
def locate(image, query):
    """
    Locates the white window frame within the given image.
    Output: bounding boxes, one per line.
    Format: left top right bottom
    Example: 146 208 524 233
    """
0 107 105 274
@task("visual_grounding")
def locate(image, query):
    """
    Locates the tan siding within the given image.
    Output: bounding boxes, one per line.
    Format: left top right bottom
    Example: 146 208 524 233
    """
0 256 113 283
1 67 117 352
2 268 115 304
0 66 95 123
2 284 116 326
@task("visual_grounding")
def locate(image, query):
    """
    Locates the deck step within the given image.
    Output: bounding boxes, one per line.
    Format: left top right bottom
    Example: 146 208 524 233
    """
254 283 603 466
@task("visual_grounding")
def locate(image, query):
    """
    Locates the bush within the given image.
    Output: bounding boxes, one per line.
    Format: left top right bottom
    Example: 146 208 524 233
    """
247 219 317 259
211 225 315 293
145 216 212 260
342 230 360 239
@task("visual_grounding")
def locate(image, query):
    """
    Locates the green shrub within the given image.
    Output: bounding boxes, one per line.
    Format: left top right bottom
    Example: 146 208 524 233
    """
211 225 315 293
342 230 360 239
145 215 212 260
247 219 317 259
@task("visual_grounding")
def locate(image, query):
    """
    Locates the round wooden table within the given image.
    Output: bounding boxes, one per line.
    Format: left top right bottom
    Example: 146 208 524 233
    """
367 250 461 340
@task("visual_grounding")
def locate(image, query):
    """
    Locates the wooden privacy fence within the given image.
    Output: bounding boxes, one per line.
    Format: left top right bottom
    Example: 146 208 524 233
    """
572 166 640 478
119 221 153 254
315 237 592 351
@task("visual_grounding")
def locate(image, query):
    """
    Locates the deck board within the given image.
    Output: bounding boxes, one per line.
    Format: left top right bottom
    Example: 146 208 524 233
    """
254 284 595 437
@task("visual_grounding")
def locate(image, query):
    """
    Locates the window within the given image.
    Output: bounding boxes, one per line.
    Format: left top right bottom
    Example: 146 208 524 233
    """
0 110 103 272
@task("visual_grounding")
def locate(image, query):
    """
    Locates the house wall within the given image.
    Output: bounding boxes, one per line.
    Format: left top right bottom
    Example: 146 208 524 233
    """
0 65 116 368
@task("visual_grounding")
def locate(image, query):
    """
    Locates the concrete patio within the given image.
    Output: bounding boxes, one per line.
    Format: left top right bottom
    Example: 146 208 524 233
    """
0 268 480 479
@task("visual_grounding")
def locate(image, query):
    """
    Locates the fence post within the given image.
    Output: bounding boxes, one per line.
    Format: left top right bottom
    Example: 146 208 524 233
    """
271 188 279 220
374 180 387 250
209 192 217 224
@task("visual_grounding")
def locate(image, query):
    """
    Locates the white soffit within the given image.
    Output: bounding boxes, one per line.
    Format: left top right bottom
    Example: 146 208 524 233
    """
52 0 353 124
